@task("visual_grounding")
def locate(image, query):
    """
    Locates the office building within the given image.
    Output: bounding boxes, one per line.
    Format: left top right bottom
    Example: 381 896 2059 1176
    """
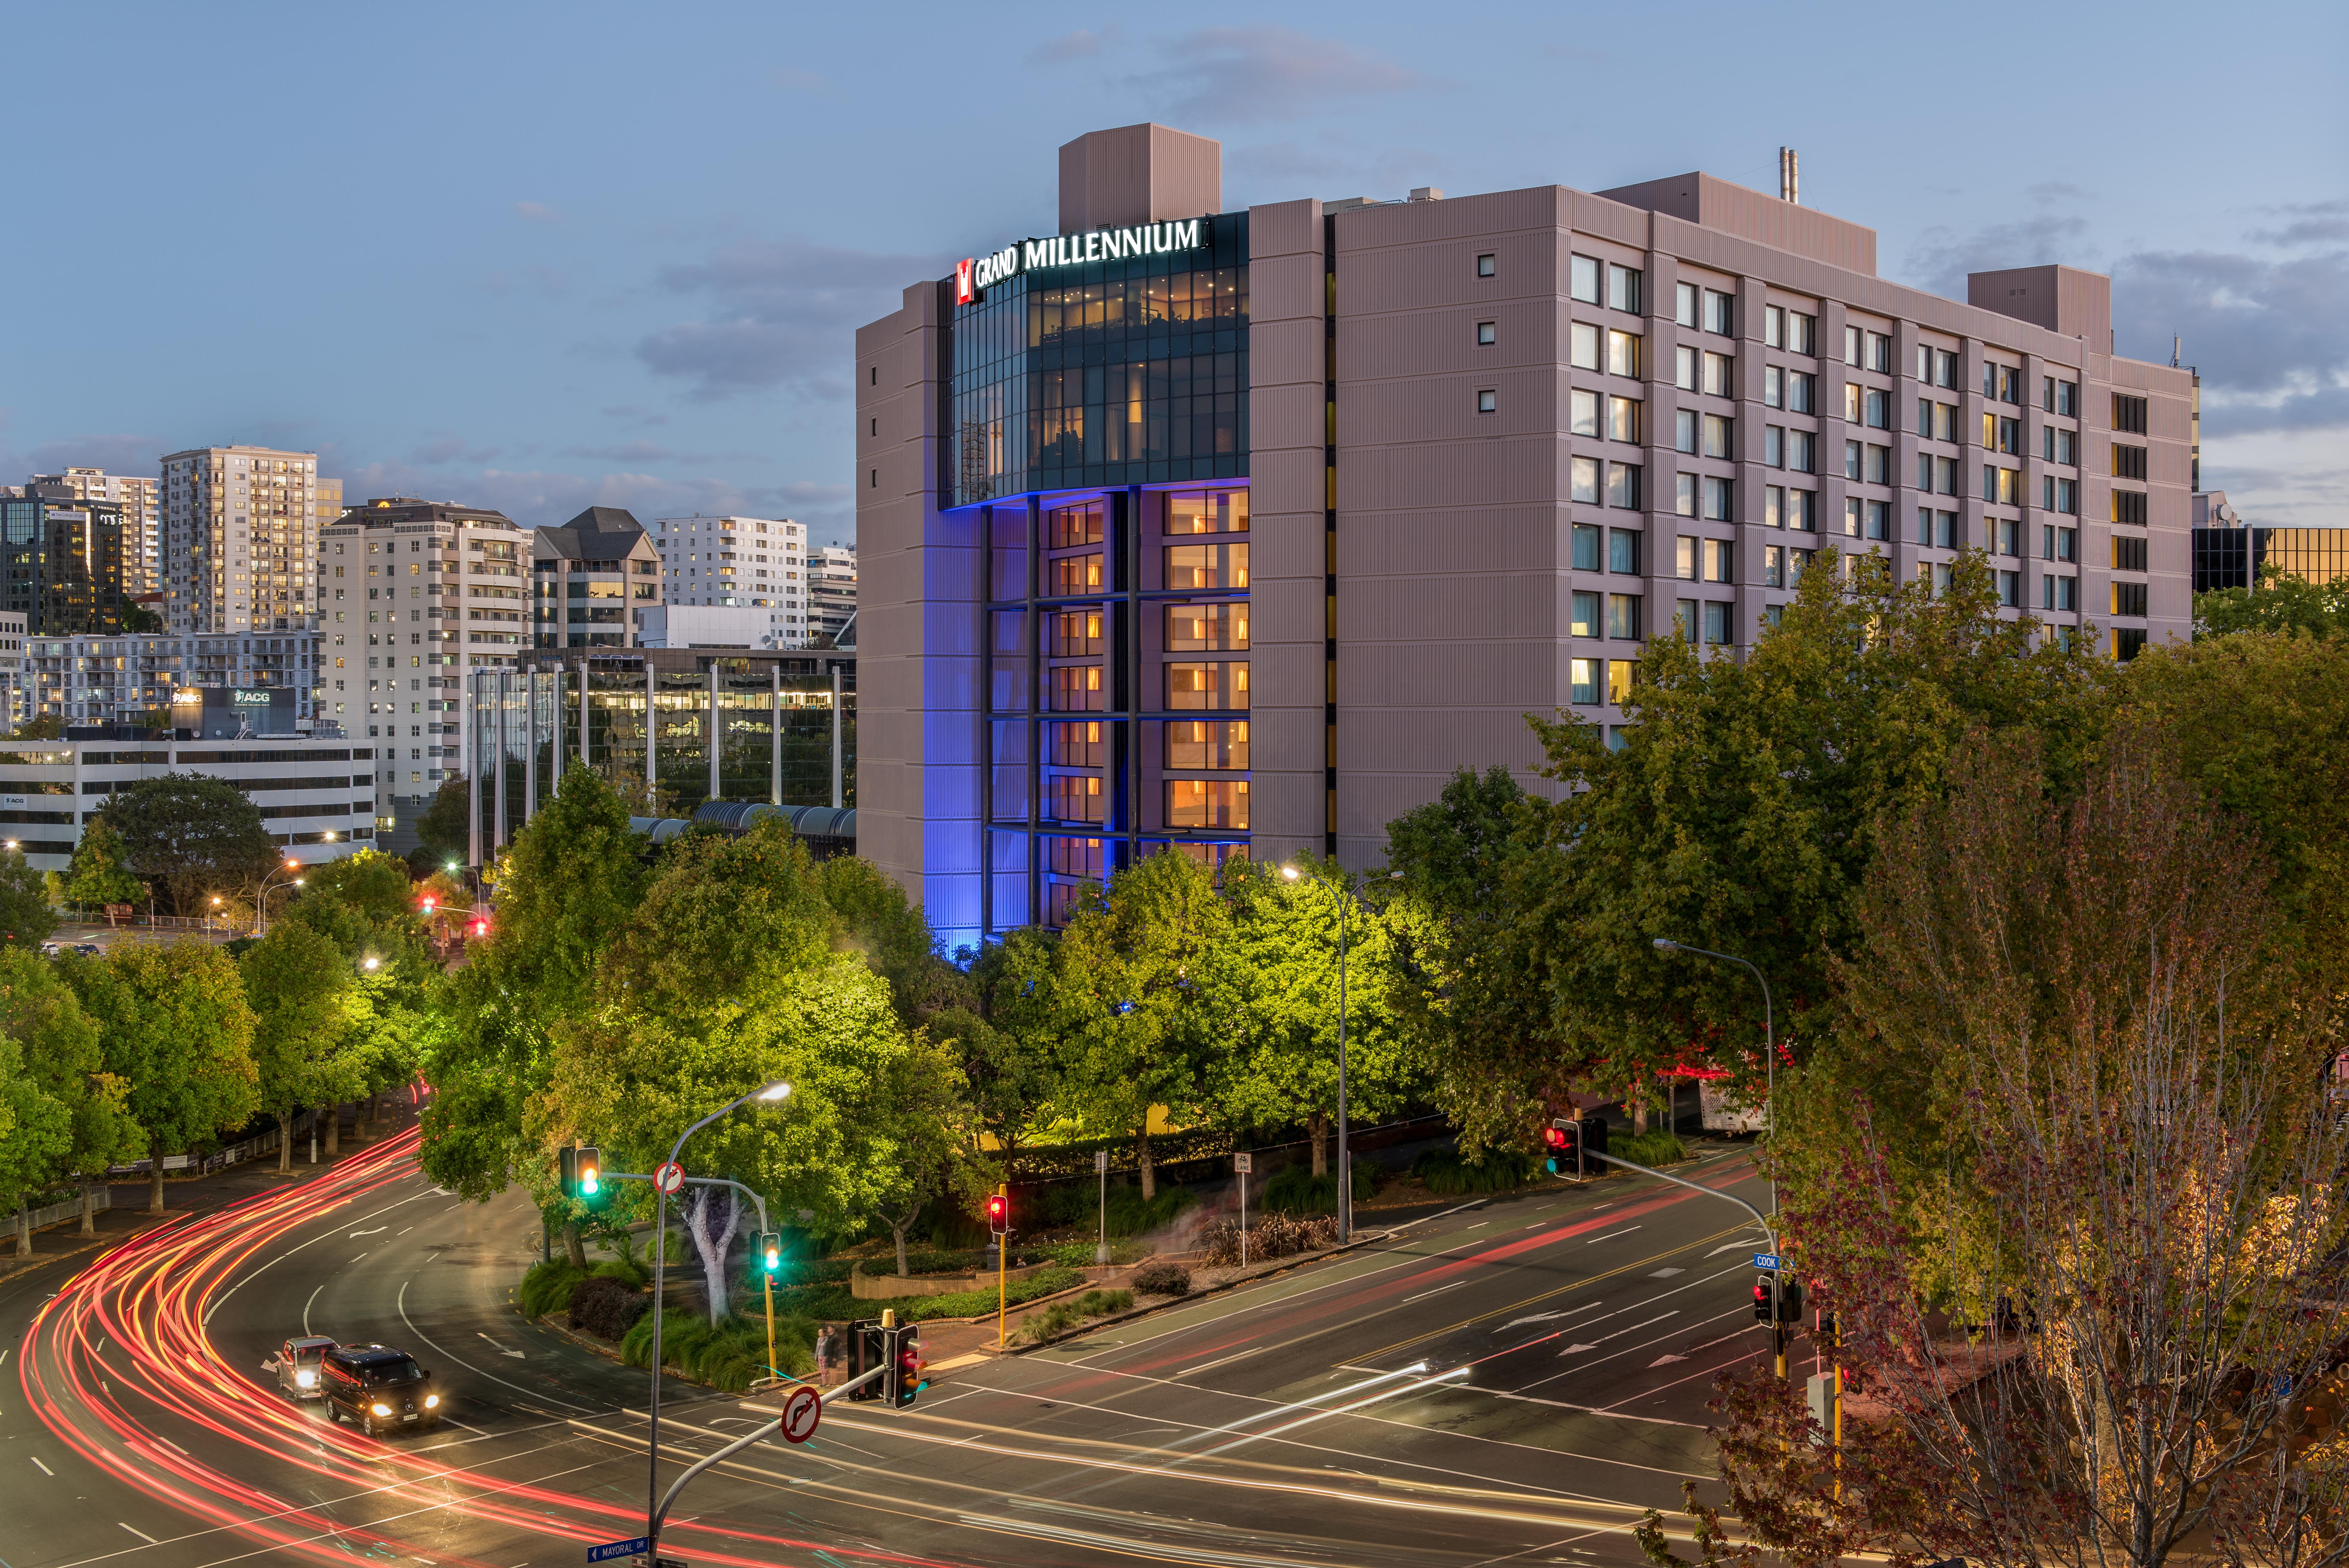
30 469 161 597
2189 491 2349 593
533 507 663 650
858 123 2199 942
21 632 320 729
316 496 533 844
807 545 857 646
0 611 22 730
653 513 807 621
635 603 805 649
160 446 332 634
1 482 133 635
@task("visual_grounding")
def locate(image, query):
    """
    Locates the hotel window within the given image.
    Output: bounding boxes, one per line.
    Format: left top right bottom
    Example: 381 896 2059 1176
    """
1477 389 1497 414
1934 349 1957 389
1165 719 1247 770
1167 778 1248 829
1676 598 1699 641
1571 657 1601 705
1766 484 1785 528
1571 323 1601 370
1049 503 1104 547
2044 524 2078 562
1844 325 1862 366
1765 425 1785 468
1702 415 1732 459
1607 463 1643 510
1983 414 2022 455
1168 491 1248 534
1703 351 1734 397
1765 366 1785 409
1789 489 1817 531
1607 658 1637 706
1676 282 1701 327
2113 393 2149 434
1572 590 1602 635
1982 465 2023 507
1674 408 1698 453
1571 457 1602 504
1788 371 1816 413
1051 721 1107 765
2046 377 2078 416
1167 661 1249 710
2045 427 2079 465
1675 345 1699 391
2044 476 2079 514
1766 306 1785 347
1165 602 1248 650
1864 389 1890 429
2114 628 2148 661
1868 333 1893 373
1703 477 1735 522
2113 489 2148 526
2113 535 2149 571
1050 610 1104 654
1164 541 1248 590
1571 523 1602 571
1764 545 1785 587
1051 553 1103 594
1050 664 1103 711
1995 518 2020 557
1608 264 1643 314
2113 442 2148 480
1867 445 1891 485
1572 389 1601 437
1999 571 2022 608
1787 311 1817 355
1608 593 1642 640
1930 562 1956 596
1048 773 1105 823
1705 538 1733 583
1675 473 1699 518
1609 527 1642 574
1569 254 1597 300
1703 601 1732 645
1674 538 1699 580
2043 574 2077 612
1477 320 1496 345
1935 455 1960 495
1479 252 1498 279
1610 397 1642 443
1608 331 1642 378
1705 290 1734 335
1845 440 1864 480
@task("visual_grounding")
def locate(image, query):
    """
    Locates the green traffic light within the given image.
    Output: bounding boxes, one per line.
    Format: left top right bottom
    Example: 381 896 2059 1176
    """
581 1171 599 1196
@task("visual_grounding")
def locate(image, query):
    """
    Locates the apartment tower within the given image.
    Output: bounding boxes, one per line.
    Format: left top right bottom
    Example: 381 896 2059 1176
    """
161 445 329 634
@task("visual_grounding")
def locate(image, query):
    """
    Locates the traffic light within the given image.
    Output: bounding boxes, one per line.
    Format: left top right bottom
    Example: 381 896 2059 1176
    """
884 1324 923 1408
985 1192 1009 1237
1543 1118 1581 1176
847 1318 885 1402
755 1231 782 1275
560 1145 603 1202
420 894 437 916
1753 1272 1805 1323
1753 1274 1774 1321
470 915 490 938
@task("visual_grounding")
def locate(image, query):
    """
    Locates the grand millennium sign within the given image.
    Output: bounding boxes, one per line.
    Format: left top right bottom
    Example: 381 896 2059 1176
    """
956 217 1209 303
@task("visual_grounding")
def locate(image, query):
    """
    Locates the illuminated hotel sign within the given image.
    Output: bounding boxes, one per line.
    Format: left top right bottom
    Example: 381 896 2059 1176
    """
957 217 1209 303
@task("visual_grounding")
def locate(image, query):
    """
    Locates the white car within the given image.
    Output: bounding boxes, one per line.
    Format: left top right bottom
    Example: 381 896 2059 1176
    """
271 1335 337 1400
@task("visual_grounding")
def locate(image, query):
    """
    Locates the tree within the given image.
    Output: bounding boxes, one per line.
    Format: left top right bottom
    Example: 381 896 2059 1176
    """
14 715 66 740
63 818 145 911
868 1029 977 1276
61 941 258 1214
0 1027 67 1255
932 927 1064 1161
1200 856 1420 1173
2195 565 2349 641
242 921 371 1173
415 776 470 867
0 949 137 1245
120 603 163 634
420 769 647 1258
817 854 970 1025
95 773 275 914
1050 850 1225 1199
0 846 57 948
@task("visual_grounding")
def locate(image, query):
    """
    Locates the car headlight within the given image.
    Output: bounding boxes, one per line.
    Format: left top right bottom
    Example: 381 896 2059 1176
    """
370 1402 391 1416
297 1370 316 1387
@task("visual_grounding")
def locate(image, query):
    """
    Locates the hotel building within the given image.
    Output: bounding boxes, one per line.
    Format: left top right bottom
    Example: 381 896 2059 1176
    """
28 469 160 596
858 124 2197 943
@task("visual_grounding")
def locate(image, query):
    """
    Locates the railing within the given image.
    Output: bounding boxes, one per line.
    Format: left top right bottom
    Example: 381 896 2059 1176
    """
19 1187 111 1231
105 1110 309 1176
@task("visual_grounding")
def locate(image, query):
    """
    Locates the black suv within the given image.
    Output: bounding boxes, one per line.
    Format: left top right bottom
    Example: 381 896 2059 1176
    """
319 1344 441 1435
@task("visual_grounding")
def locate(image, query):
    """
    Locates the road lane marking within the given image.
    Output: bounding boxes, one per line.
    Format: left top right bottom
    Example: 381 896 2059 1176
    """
304 1283 324 1335
349 1227 387 1237
1492 1391 1706 1430
1170 1346 1264 1379
1584 1227 1641 1245
203 1188 438 1324
398 1281 587 1410
117 1523 158 1544
32 1455 54 1474
1648 1268 1683 1278
1401 1281 1464 1304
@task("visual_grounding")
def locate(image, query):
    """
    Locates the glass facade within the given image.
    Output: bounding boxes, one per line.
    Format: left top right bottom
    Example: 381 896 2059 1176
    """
2192 527 2349 593
949 213 1248 509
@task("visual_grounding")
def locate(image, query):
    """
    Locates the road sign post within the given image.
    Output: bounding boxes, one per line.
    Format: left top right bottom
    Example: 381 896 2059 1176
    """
653 1161 685 1195
587 1537 648 1563
779 1384 821 1443
1234 1152 1252 1266
1095 1148 1110 1266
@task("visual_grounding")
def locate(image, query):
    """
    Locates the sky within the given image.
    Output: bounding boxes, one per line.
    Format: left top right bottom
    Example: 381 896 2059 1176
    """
4 0 2343 541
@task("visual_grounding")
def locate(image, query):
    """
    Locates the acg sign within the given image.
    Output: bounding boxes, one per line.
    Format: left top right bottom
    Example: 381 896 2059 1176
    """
957 218 1209 304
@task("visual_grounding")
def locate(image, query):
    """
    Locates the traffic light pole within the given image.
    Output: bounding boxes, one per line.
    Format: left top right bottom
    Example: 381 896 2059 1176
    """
650 1365 882 1543
1578 1149 1789 1379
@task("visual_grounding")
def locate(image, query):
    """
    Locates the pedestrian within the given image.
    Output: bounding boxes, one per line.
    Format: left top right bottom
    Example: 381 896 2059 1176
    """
814 1323 836 1387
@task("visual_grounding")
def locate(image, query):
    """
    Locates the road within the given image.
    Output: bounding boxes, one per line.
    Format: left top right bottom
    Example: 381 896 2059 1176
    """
4 1124 1789 1567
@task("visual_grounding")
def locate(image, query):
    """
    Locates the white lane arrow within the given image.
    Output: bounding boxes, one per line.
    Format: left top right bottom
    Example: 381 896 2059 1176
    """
349 1227 387 1237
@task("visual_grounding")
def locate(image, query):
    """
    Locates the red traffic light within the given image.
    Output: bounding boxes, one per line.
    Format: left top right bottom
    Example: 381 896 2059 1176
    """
470 918 489 938
1542 1125 1568 1152
984 1193 1009 1237
420 895 437 914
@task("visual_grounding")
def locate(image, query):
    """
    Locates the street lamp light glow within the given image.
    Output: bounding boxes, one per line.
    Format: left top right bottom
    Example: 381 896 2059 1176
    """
362 956 380 971
753 1080 792 1102
1281 865 1300 881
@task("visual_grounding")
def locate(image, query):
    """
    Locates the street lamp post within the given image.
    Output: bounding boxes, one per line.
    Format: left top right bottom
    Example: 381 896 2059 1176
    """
645 1079 790 1566
254 858 304 936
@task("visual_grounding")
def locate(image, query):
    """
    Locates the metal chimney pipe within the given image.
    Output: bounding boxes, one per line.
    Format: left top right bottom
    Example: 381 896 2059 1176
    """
1779 147 1800 205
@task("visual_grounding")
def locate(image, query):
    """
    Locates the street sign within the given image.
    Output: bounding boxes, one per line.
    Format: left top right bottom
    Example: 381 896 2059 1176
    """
653 1161 685 1195
1753 1253 1779 1270
1232 1152 1253 1174
1094 1148 1109 1174
780 1384 822 1444
587 1539 648 1563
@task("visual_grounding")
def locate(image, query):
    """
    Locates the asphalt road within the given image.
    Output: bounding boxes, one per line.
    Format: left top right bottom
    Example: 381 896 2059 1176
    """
3 1124 1787 1568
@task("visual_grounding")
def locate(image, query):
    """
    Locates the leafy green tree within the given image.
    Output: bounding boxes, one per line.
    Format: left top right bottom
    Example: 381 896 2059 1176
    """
2193 565 2349 640
817 854 970 1024
242 921 372 1172
1051 850 1226 1198
0 949 137 1241
868 1030 979 1276
0 846 57 948
1199 856 1420 1173
13 715 66 740
931 927 1064 1160
94 773 276 914
63 818 145 911
415 776 471 866
61 941 258 1214
0 1027 67 1255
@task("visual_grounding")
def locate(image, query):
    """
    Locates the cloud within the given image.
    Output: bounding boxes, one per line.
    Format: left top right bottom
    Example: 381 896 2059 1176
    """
564 440 677 462
636 237 953 401
1903 212 2095 298
2250 199 2349 248
513 200 560 224
2113 247 2349 437
1127 27 1421 125
412 436 505 466
1028 27 1117 64
9 432 166 476
334 457 852 540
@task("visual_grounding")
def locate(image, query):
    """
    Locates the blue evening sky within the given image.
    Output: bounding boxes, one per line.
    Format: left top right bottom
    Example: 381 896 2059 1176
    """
4 0 2342 540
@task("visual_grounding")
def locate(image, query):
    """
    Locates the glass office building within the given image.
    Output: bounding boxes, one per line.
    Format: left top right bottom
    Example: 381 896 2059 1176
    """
2192 526 2349 593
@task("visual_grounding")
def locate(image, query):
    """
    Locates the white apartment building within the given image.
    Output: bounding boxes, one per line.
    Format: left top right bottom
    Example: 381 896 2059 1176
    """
318 496 530 846
652 514 809 642
30 469 161 597
807 544 856 645
160 446 331 636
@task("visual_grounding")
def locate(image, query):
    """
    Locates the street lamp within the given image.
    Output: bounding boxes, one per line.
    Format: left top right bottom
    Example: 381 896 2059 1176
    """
1280 862 1401 1244
645 1078 790 1565
361 955 380 971
1651 938 1776 1215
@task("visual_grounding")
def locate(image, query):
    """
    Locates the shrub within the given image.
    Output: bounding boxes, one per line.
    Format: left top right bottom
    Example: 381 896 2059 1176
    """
1022 1287 1135 1343
1198 1212 1339 1268
620 1310 818 1391
519 1261 587 1317
568 1274 650 1341
1036 1180 1201 1238
1410 1146 1543 1196
1260 1161 1377 1216
1131 1259 1192 1297
1612 1129 1687 1167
